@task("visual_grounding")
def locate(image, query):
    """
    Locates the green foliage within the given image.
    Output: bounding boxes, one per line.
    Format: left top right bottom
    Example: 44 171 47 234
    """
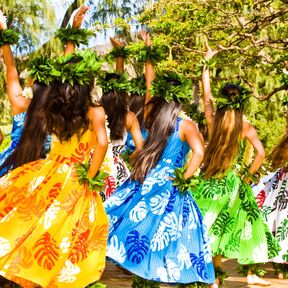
56 26 96 47
173 167 200 193
106 46 130 61
237 264 267 277
85 281 107 288
184 104 206 126
97 72 131 93
131 275 160 288
151 72 193 103
120 148 132 170
27 50 102 86
0 29 19 47
272 263 288 279
214 266 229 285
76 162 109 191
130 75 146 97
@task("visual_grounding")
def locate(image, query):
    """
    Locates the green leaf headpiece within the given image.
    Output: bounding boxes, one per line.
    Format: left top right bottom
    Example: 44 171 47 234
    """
27 50 102 86
56 26 95 47
0 29 19 46
151 72 193 103
130 75 146 97
216 83 250 110
97 72 131 94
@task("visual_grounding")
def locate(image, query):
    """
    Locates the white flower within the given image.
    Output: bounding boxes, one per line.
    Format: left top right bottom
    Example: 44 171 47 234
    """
42 200 61 229
241 220 252 240
177 244 192 270
129 199 147 222
57 260 80 283
106 235 126 264
28 176 45 192
0 237 11 257
21 87 33 100
60 237 71 253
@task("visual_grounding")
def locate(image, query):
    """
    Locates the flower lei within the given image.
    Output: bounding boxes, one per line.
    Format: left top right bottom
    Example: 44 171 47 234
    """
151 72 193 104
0 29 19 46
56 26 95 47
172 167 199 193
76 162 109 191
21 87 33 100
96 72 131 94
27 50 102 86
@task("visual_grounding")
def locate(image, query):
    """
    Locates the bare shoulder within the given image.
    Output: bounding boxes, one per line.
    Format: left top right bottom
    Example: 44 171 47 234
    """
180 118 197 132
88 105 106 121
126 111 137 127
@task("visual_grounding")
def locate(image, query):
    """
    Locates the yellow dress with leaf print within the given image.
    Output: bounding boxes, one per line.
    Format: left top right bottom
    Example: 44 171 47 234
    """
0 129 108 288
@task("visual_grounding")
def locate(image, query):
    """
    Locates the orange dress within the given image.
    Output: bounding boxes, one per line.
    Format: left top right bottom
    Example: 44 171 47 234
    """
0 129 108 288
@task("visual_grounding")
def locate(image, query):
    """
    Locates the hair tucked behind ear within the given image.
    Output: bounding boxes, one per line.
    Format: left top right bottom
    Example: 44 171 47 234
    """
202 83 244 178
0 82 50 173
45 81 92 142
269 133 288 170
131 98 182 183
100 73 129 140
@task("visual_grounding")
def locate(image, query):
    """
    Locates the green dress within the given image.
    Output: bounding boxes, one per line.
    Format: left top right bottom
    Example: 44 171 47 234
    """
193 166 280 265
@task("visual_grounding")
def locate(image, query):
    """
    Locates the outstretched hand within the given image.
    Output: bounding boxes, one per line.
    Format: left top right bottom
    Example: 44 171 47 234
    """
0 10 7 30
140 29 152 46
110 37 126 48
204 38 218 60
72 5 89 28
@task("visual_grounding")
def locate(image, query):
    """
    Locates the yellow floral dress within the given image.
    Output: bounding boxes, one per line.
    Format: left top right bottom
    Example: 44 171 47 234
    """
0 129 108 288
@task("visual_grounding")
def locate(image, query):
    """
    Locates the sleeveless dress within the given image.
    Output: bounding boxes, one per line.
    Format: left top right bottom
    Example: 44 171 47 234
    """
124 128 148 153
193 158 280 264
254 169 288 263
0 129 108 288
0 112 26 177
104 118 215 285
102 131 130 200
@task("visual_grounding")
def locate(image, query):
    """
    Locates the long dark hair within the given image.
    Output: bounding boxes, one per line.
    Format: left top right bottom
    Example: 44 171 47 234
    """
0 82 50 173
45 81 92 142
269 133 288 170
202 83 244 178
131 98 182 182
128 94 145 128
100 73 128 140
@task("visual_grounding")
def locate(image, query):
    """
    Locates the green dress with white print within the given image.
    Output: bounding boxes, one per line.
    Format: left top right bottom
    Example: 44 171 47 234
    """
193 141 280 264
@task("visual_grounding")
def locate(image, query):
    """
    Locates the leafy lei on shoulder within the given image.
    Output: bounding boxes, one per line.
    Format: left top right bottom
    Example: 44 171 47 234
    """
56 26 95 47
151 71 193 103
0 29 19 46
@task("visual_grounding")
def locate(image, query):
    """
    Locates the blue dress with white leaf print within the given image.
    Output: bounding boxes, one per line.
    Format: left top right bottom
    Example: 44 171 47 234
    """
105 118 215 284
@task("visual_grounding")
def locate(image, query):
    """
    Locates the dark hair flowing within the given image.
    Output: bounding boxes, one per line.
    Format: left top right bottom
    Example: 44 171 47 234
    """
45 81 92 142
128 94 145 128
100 73 128 140
202 83 244 178
131 98 182 182
0 82 50 173
269 133 288 170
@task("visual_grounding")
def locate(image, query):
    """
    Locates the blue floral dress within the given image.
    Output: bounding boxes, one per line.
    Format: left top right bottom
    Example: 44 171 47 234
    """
124 128 148 153
0 112 26 177
104 118 215 285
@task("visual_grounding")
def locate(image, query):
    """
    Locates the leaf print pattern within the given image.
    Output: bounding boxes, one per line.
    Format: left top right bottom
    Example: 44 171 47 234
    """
241 220 252 240
33 232 60 270
107 235 127 264
125 230 149 264
150 189 170 215
190 252 207 280
129 199 147 222
57 260 80 283
177 244 192 270
42 200 61 229
156 260 181 282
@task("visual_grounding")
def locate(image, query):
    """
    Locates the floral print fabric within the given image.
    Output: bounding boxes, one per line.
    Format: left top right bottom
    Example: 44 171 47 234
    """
0 130 108 288
105 118 215 284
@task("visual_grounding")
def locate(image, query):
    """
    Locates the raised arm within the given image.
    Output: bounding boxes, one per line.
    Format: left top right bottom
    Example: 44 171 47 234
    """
110 37 126 73
0 11 29 115
243 121 266 174
180 119 205 178
140 30 154 105
87 106 108 178
64 5 89 55
202 40 217 136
